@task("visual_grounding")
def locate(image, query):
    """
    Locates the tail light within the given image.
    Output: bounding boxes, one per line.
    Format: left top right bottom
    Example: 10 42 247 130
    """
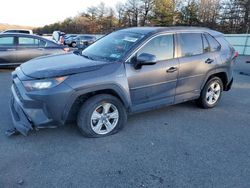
231 50 238 61
63 47 70 52
234 51 239 58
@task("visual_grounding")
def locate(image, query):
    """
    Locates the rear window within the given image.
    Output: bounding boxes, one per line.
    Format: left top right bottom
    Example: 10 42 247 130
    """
178 33 203 57
204 33 221 51
0 37 14 46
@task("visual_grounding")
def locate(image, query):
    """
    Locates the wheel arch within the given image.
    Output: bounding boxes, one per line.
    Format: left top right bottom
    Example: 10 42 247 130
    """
62 84 131 123
202 71 229 91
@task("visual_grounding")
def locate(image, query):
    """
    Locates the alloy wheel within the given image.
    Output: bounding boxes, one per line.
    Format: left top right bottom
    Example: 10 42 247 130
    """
90 102 119 135
206 82 221 105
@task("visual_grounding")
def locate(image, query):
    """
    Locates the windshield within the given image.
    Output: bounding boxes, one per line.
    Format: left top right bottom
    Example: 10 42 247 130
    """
82 31 145 62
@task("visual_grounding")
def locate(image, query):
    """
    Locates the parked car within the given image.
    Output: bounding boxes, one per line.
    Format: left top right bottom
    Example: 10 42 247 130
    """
8 27 237 137
64 35 78 47
0 33 68 67
2 29 33 34
75 35 97 49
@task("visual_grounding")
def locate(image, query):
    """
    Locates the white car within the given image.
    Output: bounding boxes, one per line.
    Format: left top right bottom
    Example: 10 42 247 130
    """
2 29 33 34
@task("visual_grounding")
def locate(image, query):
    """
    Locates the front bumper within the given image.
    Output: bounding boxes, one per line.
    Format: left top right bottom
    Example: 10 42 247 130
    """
9 94 33 136
9 82 56 136
9 70 74 136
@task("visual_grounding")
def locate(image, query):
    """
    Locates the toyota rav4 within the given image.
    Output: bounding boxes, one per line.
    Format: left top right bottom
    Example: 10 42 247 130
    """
9 27 237 137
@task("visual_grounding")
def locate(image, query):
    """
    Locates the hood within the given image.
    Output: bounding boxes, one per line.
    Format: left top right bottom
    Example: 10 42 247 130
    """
20 53 107 79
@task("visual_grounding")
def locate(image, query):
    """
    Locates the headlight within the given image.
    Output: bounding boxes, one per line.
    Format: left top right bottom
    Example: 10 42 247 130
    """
22 76 67 91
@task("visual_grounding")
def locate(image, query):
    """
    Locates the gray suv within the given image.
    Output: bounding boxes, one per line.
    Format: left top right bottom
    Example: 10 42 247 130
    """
9 27 237 137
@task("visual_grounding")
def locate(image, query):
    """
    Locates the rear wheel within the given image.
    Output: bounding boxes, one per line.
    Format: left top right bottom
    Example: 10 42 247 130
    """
77 94 127 137
71 42 76 48
197 77 223 108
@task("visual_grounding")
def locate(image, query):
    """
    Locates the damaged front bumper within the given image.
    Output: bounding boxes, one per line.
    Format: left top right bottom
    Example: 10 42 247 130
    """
8 81 58 136
8 74 57 136
8 81 59 136
9 94 33 136
7 69 74 136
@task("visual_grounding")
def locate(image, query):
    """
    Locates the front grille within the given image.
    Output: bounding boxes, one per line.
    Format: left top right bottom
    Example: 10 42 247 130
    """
13 83 23 102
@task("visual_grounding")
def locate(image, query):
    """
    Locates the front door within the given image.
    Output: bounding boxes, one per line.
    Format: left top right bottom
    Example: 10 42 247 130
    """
125 34 179 111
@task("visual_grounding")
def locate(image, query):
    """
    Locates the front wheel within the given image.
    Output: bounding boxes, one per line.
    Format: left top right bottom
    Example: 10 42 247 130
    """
77 94 127 137
197 77 223 108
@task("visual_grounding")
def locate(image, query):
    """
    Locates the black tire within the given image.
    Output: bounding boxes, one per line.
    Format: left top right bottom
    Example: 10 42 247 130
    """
196 77 223 109
71 42 76 48
77 94 127 138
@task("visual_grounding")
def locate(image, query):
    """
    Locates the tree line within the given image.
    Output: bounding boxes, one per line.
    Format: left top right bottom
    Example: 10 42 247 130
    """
34 0 250 34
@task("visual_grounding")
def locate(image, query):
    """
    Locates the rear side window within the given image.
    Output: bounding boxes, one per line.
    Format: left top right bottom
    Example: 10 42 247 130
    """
137 34 174 61
204 33 221 51
38 40 46 47
18 37 46 47
18 30 30 34
202 34 210 53
178 33 203 57
0 37 14 46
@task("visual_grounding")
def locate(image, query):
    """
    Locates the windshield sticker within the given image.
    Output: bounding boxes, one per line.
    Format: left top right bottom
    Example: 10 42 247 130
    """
110 54 121 58
123 37 139 43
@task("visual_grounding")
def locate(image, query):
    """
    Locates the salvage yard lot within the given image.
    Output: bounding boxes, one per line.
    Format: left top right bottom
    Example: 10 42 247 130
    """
0 56 250 188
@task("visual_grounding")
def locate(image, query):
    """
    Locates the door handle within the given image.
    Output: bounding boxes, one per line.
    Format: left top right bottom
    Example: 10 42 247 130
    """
205 58 214 64
38 48 45 50
6 49 16 51
166 67 178 73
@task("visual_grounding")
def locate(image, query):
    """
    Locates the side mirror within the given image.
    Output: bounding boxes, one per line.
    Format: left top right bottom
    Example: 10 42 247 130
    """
134 53 157 69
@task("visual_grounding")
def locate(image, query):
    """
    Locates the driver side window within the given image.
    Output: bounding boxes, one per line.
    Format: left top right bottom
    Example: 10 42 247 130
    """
137 34 174 61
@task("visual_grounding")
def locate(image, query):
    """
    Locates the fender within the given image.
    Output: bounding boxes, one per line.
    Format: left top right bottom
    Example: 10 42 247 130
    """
200 67 230 90
62 83 132 123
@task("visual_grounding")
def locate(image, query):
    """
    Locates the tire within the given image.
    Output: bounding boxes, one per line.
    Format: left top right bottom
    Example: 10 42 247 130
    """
196 77 223 109
77 94 127 138
71 42 76 48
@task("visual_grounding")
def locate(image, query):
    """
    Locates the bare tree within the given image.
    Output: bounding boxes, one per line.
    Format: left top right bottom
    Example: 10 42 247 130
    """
140 0 154 26
116 2 126 27
199 0 221 26
126 0 141 26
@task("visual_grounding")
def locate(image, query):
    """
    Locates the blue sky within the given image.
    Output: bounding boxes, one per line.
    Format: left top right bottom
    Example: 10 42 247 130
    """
1 0 126 27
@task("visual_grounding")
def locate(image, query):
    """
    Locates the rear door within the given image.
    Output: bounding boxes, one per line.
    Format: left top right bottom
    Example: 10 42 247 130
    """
43 41 63 56
16 36 44 63
175 32 218 103
0 36 17 65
